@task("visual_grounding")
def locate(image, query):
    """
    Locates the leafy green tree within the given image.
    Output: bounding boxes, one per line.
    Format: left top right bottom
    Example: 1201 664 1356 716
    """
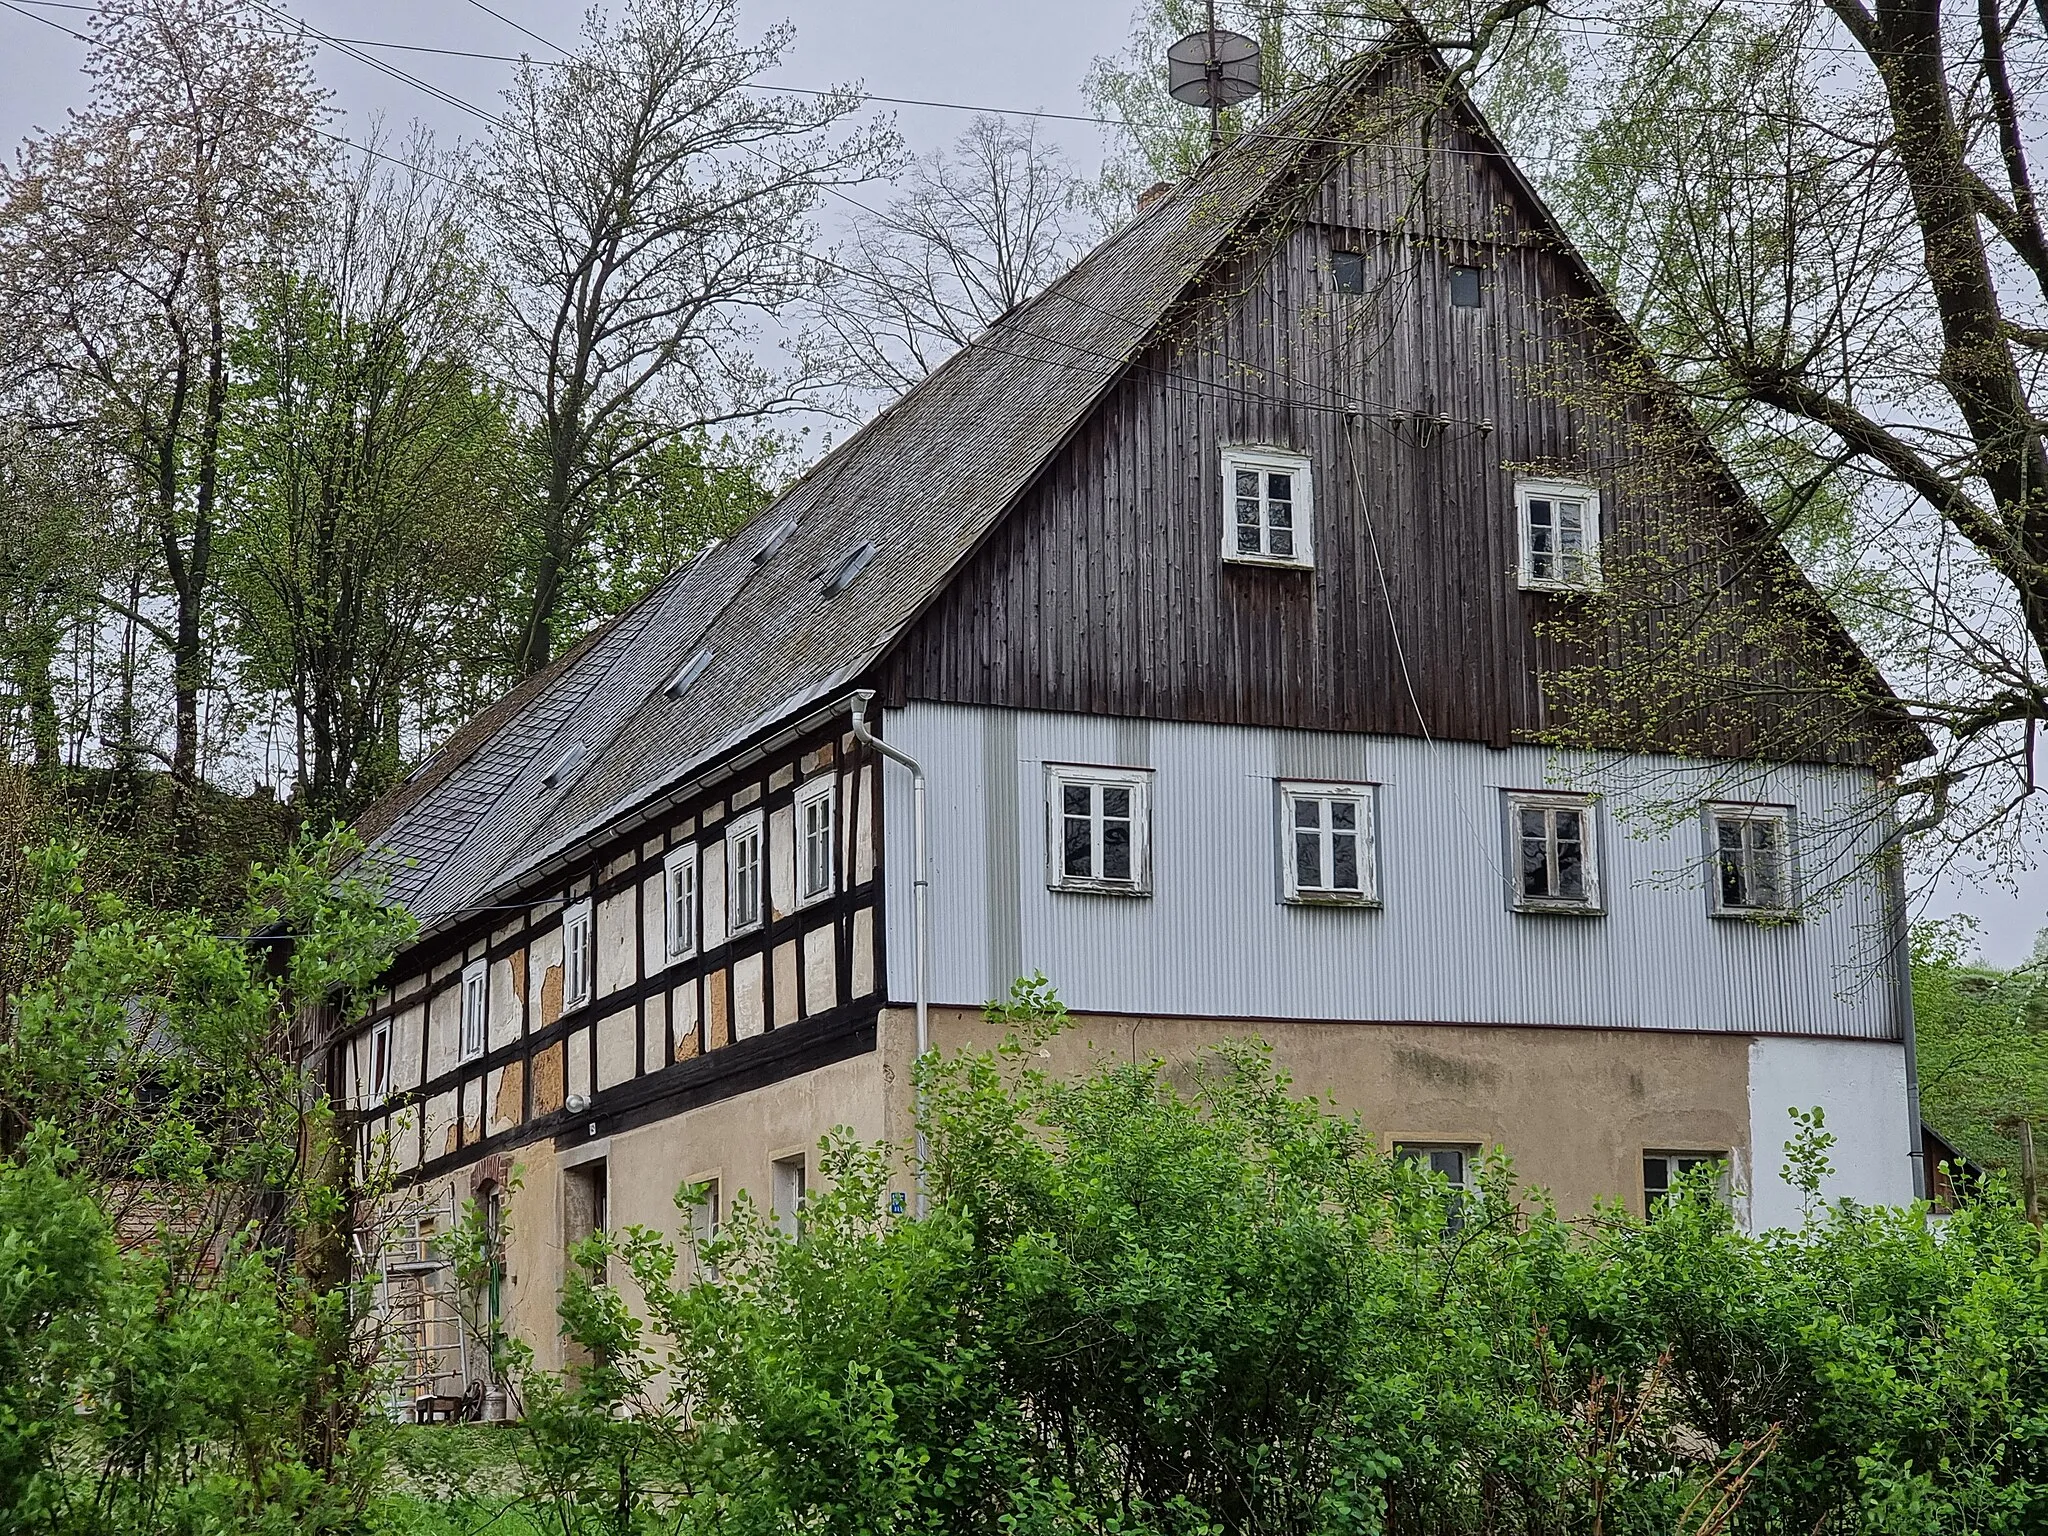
223 137 518 820
0 832 415 1532
1912 918 2048 1170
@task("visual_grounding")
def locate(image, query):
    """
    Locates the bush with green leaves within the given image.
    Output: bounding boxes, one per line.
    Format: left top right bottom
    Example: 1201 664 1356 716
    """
493 981 2047 1536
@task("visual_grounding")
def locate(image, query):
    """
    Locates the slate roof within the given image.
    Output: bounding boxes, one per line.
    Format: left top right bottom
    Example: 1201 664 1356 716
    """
353 52 1355 931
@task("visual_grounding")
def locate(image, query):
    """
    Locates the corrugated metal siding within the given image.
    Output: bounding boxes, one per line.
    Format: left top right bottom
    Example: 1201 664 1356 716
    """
883 703 1899 1041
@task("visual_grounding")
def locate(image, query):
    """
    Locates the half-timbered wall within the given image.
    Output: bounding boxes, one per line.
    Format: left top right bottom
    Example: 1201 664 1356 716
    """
337 727 883 1184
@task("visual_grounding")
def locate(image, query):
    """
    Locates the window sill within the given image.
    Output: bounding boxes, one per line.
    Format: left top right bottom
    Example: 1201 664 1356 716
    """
1223 551 1314 571
1285 892 1380 908
1517 576 1601 595
1709 906 1799 924
1048 879 1151 898
1511 899 1604 917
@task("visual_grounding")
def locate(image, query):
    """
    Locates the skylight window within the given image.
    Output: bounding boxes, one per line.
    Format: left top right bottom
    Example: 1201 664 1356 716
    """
664 647 714 699
537 740 586 794
753 515 797 565
824 542 876 594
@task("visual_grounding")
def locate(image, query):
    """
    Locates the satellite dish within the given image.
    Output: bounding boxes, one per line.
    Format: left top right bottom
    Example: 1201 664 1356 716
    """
1167 29 1262 110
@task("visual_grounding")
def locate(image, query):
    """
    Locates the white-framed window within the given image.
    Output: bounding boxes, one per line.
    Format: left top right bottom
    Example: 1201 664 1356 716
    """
688 1176 722 1279
1396 1142 1477 1230
1044 766 1152 895
663 845 698 962
1516 478 1600 591
1643 1151 1727 1214
367 1018 392 1106
1221 446 1313 567
1279 780 1378 904
562 898 593 1010
726 810 765 936
1506 792 1601 912
772 1154 805 1240
1706 803 1795 915
459 958 488 1062
794 776 835 907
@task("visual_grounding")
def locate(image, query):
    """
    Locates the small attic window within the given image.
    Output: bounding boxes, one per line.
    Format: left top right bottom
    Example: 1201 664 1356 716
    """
1332 251 1365 294
1449 265 1483 308
753 515 797 565
537 740 586 795
664 647 714 699
824 542 877 595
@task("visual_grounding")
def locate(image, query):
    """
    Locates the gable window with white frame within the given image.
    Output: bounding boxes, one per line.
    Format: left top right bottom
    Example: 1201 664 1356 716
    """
1221 447 1313 567
794 776 835 907
663 845 698 963
1045 765 1152 895
726 810 765 935
459 958 488 1062
562 899 593 1010
1706 803 1795 916
1506 792 1601 913
1279 780 1378 905
1516 479 1600 591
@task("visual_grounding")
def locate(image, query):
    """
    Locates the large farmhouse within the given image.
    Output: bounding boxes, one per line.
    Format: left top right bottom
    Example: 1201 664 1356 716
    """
339 44 1926 1398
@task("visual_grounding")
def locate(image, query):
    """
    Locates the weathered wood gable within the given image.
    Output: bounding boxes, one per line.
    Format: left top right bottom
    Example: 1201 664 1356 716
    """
881 69 1901 765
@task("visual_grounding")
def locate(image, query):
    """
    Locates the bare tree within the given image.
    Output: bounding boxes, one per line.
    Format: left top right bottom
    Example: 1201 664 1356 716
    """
480 0 896 677
0 0 327 828
824 115 1097 395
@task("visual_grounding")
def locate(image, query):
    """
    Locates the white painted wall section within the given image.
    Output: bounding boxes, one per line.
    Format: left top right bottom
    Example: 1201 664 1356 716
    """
1744 1037 1916 1231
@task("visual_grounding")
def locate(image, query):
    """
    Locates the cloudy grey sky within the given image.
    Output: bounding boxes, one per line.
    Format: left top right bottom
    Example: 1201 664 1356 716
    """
2 0 2041 963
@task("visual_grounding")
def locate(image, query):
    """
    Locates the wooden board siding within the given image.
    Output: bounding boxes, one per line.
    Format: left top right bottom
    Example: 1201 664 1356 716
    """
339 726 885 1184
879 96 1890 766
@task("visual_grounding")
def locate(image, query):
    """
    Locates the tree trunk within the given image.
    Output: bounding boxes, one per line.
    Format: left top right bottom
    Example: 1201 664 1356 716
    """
1864 0 2048 659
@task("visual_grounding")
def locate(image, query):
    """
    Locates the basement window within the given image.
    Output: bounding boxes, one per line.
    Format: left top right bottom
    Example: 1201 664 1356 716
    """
772 1154 806 1240
1706 804 1795 916
1506 792 1601 913
1516 479 1600 591
562 899 593 1010
664 844 698 962
726 810 765 936
1396 1143 1477 1231
1045 765 1152 895
794 776 836 907
1644 1151 1727 1214
1280 780 1378 905
1221 447 1314 567
459 959 488 1062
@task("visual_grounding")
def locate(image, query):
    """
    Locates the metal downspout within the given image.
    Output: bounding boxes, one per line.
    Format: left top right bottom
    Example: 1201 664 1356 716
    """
850 690 931 1216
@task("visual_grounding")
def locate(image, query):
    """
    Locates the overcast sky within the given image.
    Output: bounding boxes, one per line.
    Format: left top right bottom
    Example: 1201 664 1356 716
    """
2 0 2041 963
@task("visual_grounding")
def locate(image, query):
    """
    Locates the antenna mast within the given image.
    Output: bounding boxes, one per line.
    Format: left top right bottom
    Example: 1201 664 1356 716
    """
1205 0 1221 150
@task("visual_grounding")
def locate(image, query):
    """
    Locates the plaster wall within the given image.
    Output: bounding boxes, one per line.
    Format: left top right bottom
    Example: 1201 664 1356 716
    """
1745 1036 1916 1231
